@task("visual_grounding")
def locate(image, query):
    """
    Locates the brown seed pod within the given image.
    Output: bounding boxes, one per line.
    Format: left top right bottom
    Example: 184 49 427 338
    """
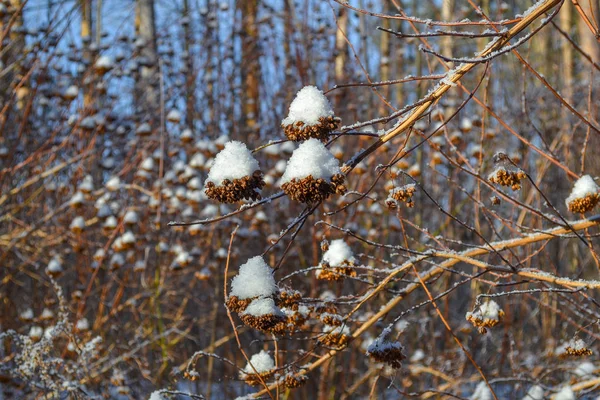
386 184 417 208
319 326 351 348
466 301 505 334
283 116 340 142
243 370 275 386
240 313 286 332
316 260 357 281
281 174 346 204
488 167 526 191
567 194 599 214
283 373 308 388
225 296 253 313
367 344 405 369
205 170 265 203
278 289 302 310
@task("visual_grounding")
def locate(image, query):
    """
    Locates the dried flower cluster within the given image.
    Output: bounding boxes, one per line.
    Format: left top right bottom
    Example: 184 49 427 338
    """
281 173 346 204
316 260 357 281
488 167 526 191
319 325 351 348
366 342 405 369
282 372 308 388
466 300 505 334
283 116 340 142
567 194 599 213
386 184 417 208
556 339 593 358
205 171 265 203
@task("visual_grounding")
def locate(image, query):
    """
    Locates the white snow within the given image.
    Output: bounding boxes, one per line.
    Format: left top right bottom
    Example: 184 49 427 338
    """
123 210 139 224
522 385 544 400
366 328 402 355
29 326 43 340
229 256 278 299
47 257 63 273
106 176 121 191
566 175 599 206
69 191 85 206
322 239 355 267
70 216 85 230
20 308 34 320
148 391 166 400
206 141 260 186
141 157 155 171
242 350 275 374
466 300 502 321
281 139 341 183
95 55 114 70
166 109 181 122
574 361 595 377
470 381 492 400
556 338 587 355
282 86 334 126
241 297 284 317
554 386 575 400
76 318 90 331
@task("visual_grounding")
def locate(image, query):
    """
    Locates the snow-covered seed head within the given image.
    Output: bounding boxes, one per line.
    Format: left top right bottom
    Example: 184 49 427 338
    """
319 324 351 348
555 338 593 358
240 350 276 386
229 256 278 301
136 122 152 136
166 109 181 123
69 191 86 208
565 175 599 213
239 297 286 332
204 141 265 203
366 328 405 369
46 257 64 277
386 184 417 209
282 86 339 142
465 300 505 334
282 373 308 389
94 55 114 75
316 239 357 281
70 216 86 233
280 139 346 203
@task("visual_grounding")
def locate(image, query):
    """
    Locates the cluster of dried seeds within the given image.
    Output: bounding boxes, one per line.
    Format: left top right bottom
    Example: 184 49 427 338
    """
563 346 593 357
243 370 275 386
367 346 405 369
488 167 526 191
567 193 599 214
283 116 340 142
240 313 286 332
386 184 417 209
225 296 253 313
316 261 357 281
279 289 302 310
271 310 309 335
466 309 505 334
205 170 265 203
283 373 308 388
281 174 346 204
319 329 351 348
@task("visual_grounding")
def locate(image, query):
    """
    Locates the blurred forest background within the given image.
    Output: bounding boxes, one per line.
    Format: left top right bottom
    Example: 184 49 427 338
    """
1 0 600 398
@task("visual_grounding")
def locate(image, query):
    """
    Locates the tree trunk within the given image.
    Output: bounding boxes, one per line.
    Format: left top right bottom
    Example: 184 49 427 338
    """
238 0 260 139
135 0 159 121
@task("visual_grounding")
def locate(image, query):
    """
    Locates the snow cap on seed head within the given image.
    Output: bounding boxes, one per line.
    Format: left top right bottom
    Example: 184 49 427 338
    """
206 141 260 186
